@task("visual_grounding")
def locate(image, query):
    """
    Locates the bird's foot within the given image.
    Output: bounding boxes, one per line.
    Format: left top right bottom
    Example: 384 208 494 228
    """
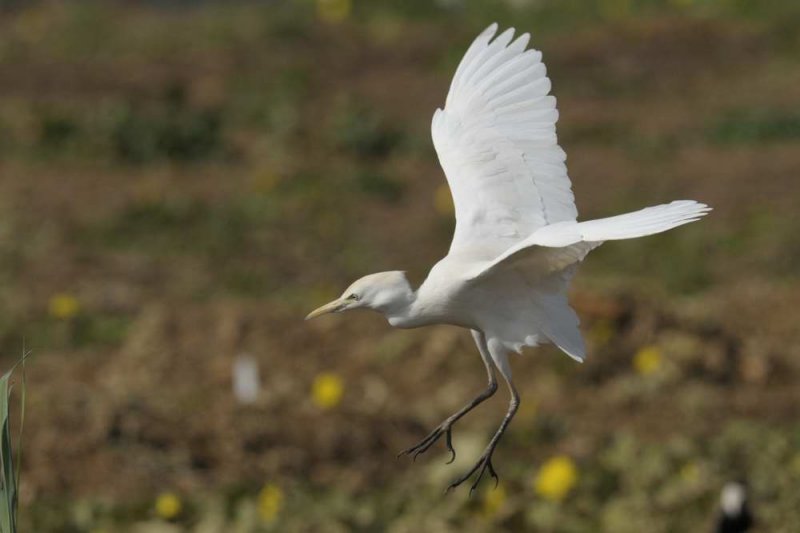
445 448 499 495
397 421 456 464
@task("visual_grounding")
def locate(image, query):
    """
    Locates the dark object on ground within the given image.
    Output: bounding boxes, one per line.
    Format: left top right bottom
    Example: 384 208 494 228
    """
715 482 754 533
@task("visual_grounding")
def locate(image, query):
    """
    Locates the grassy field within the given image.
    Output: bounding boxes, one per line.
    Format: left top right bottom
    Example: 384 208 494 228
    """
1 0 800 531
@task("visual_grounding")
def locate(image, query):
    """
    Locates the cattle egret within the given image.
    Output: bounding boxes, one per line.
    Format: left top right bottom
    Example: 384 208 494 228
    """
306 23 711 493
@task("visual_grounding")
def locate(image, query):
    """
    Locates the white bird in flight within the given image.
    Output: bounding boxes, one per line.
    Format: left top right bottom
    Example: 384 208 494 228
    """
307 23 710 493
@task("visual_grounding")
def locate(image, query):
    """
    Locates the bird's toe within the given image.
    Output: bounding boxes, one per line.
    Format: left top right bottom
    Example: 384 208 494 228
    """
444 427 456 464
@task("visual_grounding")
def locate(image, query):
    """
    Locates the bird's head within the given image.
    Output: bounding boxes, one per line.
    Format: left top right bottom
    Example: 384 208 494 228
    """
305 271 414 320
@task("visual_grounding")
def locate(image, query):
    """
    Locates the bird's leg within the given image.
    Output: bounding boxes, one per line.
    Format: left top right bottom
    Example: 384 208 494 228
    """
398 377 497 463
398 330 497 464
446 372 519 495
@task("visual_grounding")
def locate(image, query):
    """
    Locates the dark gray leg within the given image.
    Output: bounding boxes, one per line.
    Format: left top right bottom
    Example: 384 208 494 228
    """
398 331 497 464
446 353 519 495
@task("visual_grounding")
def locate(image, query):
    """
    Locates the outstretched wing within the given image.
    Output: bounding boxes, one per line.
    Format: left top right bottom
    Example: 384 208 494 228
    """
468 200 710 362
468 200 712 281
432 23 577 258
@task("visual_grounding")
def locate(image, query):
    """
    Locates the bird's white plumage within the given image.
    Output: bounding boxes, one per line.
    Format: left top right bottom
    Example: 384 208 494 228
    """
312 24 712 364
422 25 710 362
472 199 712 281
308 24 712 491
432 23 576 257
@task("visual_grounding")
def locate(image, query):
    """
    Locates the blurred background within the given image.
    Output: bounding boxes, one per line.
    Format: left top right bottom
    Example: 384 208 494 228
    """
0 0 799 531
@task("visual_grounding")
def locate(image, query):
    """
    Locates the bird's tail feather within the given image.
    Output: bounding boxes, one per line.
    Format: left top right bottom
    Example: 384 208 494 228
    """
538 293 586 362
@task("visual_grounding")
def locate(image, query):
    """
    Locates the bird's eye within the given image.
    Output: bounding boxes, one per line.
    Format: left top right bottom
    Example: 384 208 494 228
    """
347 293 359 301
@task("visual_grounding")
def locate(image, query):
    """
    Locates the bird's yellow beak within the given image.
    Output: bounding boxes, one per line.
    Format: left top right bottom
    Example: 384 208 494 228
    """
305 298 346 320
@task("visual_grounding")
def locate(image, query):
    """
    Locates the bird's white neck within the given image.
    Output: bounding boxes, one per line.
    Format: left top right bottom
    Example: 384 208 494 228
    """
352 271 440 328
384 295 419 328
383 280 446 329
364 273 424 328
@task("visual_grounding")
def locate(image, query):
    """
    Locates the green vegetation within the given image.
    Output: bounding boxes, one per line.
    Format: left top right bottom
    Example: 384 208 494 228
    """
709 109 800 145
0 357 27 533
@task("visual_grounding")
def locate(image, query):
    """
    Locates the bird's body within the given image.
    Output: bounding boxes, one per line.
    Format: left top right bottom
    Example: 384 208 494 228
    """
307 23 711 492
391 256 558 344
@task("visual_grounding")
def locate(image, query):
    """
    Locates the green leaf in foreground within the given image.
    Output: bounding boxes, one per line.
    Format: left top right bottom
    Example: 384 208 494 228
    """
0 353 28 533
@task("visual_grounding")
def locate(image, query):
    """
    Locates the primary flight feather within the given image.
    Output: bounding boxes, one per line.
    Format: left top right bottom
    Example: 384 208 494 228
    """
307 23 710 492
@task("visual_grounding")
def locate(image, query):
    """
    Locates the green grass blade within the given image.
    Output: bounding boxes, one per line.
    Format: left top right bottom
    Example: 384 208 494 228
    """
14 352 27 492
0 348 28 533
0 368 15 533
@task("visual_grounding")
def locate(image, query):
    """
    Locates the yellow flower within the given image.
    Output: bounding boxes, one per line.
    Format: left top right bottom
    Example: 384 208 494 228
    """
258 483 284 524
317 0 351 23
155 492 182 520
534 455 578 502
312 372 344 409
481 484 507 517
48 293 80 320
433 183 454 216
633 345 662 376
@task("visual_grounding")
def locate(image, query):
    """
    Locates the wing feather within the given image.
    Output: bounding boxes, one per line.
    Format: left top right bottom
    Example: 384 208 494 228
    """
432 24 577 256
428 26 712 363
467 200 711 281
